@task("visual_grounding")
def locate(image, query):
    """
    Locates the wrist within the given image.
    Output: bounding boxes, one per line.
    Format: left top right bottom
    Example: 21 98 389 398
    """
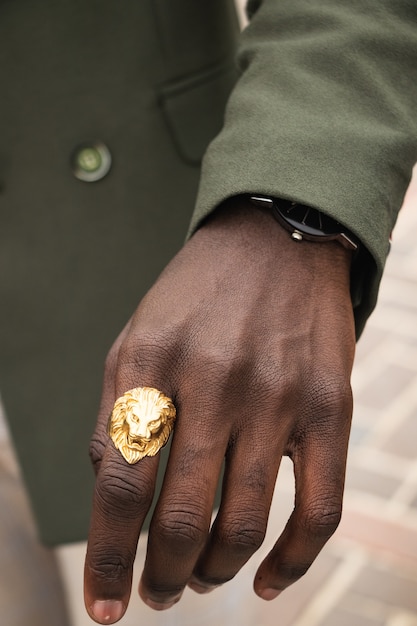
197 196 353 286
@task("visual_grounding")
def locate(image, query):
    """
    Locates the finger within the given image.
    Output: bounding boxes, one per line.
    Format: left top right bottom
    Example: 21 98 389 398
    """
85 333 175 623
254 411 351 601
139 395 231 610
85 444 159 624
189 412 289 592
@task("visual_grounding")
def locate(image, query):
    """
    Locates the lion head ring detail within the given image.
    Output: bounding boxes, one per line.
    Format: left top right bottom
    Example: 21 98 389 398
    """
108 387 176 464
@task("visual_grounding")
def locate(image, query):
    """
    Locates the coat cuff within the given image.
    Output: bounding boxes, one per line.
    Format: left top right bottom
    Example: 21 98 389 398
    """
188 0 417 337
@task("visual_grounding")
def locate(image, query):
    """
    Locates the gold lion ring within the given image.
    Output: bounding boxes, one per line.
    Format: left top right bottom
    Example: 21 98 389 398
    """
108 387 176 464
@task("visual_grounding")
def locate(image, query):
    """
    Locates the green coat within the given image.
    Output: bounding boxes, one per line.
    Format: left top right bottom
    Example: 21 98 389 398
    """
1 0 416 546
0 0 240 545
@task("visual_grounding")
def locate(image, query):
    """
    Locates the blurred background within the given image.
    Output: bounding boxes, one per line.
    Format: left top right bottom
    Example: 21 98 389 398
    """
1 1 416 625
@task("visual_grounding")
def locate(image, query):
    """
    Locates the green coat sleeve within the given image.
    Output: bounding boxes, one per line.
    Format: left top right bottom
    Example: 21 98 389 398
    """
189 0 417 337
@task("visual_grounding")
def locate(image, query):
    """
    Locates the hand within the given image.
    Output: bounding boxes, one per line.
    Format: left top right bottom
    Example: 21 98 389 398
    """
84 196 356 624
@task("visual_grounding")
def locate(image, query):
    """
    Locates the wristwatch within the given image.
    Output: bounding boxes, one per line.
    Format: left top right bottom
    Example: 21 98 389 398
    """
249 195 358 252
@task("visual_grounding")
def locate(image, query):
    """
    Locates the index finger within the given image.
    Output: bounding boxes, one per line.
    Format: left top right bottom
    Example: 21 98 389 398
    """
84 336 174 624
84 445 158 624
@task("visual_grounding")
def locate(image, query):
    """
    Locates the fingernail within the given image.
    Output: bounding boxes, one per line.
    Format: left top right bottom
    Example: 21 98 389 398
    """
258 588 281 601
188 578 217 594
144 597 179 611
91 600 124 623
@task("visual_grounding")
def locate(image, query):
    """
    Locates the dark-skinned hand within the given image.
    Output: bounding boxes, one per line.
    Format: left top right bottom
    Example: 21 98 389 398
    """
84 196 356 624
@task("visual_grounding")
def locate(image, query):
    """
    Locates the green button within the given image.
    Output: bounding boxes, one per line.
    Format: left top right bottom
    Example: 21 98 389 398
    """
72 142 112 182
76 147 102 173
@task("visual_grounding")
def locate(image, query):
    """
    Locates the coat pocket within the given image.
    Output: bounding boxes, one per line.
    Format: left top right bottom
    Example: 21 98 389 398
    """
158 60 239 165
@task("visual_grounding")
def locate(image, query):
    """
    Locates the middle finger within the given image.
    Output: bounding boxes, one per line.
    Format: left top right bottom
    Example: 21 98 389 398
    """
139 395 231 609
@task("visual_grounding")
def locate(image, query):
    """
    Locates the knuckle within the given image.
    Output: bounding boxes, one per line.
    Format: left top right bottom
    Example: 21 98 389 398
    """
196 343 249 392
88 550 132 586
96 462 153 518
301 497 342 539
89 435 106 470
119 331 173 368
116 331 178 387
288 375 353 453
153 504 207 551
304 371 352 420
249 359 299 409
217 516 266 556
254 359 292 394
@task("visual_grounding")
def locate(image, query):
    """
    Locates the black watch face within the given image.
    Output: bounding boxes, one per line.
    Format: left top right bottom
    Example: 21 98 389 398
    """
276 201 341 237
